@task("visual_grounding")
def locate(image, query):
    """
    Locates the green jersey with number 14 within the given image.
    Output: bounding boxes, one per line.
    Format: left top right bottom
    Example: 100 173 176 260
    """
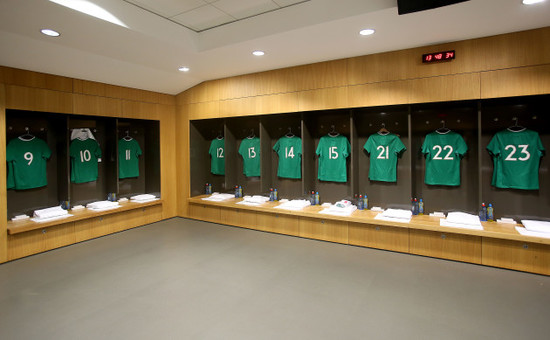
119 138 142 179
70 138 102 183
316 134 351 182
238 137 261 177
422 131 468 186
273 136 302 179
209 138 225 175
487 129 544 190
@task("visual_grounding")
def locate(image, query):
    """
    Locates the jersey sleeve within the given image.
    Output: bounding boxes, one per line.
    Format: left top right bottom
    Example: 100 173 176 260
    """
364 136 374 154
296 138 302 157
135 141 142 157
238 140 246 158
273 139 281 155
42 140 52 160
536 134 545 156
315 138 324 157
343 137 351 158
455 135 468 157
208 140 215 157
69 140 78 158
486 134 500 156
94 140 102 158
6 140 15 162
421 135 431 156
394 137 406 155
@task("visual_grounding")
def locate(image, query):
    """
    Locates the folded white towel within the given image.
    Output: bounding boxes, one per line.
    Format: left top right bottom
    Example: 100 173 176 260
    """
86 201 120 210
130 194 157 201
446 212 481 226
521 220 550 233
516 226 550 239
274 200 311 211
319 204 357 216
236 195 270 206
33 206 68 219
381 209 412 219
201 193 234 202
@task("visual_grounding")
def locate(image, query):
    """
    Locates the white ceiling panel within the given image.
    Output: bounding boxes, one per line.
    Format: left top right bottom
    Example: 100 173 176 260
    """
126 0 208 17
273 0 309 7
213 0 279 20
172 4 234 31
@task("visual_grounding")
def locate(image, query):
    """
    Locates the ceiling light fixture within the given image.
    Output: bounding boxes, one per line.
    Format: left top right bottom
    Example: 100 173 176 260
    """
252 51 265 56
41 29 60 37
178 67 190 72
359 29 375 36
522 0 545 4
49 0 128 28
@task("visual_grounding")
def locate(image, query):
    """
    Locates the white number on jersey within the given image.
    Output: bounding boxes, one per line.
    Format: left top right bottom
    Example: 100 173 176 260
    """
432 145 454 160
217 147 224 158
329 146 339 159
504 144 530 161
80 150 92 162
24 152 33 165
285 146 295 159
125 149 131 161
248 147 256 159
376 145 389 159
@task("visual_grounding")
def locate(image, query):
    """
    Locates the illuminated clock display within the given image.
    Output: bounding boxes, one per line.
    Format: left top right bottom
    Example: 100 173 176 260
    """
422 50 456 63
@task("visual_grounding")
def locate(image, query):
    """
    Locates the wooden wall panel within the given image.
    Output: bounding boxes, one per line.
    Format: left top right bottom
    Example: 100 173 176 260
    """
348 49 412 86
8 222 75 260
480 64 550 99
299 217 348 244
1 67 73 92
219 97 256 117
176 104 189 217
220 208 258 230
73 79 106 97
298 87 349 112
408 73 480 104
73 93 122 117
0 84 6 262
218 74 259 101
348 223 409 253
158 104 178 219
188 101 220 120
74 218 113 243
256 212 300 236
348 81 409 108
409 229 482 264
255 92 299 115
294 59 348 92
122 100 158 120
6 85 73 113
482 238 550 276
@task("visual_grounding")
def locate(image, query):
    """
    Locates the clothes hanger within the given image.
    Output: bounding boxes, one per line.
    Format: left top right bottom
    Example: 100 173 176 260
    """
123 130 133 141
247 129 255 139
285 127 294 138
328 125 339 137
507 117 526 132
377 123 390 135
216 130 223 139
18 127 35 141
436 120 450 134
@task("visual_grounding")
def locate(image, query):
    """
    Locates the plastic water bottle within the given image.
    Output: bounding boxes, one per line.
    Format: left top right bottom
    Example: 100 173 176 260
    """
418 199 424 215
310 191 315 205
235 185 239 198
487 203 494 222
411 198 419 215
208 183 212 194
479 203 487 222
358 195 364 210
274 189 278 201
238 186 243 198
269 188 274 201
205 183 209 194
363 194 368 210
315 192 320 205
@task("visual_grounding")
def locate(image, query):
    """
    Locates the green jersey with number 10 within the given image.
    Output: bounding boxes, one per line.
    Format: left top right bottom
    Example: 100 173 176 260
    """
238 137 261 177
422 131 468 186
487 129 544 190
70 138 102 183
273 136 302 179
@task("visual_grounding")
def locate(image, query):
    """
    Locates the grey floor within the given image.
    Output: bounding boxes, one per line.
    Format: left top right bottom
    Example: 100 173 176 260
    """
1 219 550 340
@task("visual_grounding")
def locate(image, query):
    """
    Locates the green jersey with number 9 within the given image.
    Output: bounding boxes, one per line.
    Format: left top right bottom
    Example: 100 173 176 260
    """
273 136 302 179
6 137 51 190
487 129 544 190
238 137 261 177
316 134 351 182
422 131 468 186
209 138 225 175
70 138 102 183
119 138 142 179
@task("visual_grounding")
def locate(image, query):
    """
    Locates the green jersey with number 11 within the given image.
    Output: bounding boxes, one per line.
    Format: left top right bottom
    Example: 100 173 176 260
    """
273 136 302 179
422 131 468 186
487 129 544 190
238 137 260 177
119 138 142 179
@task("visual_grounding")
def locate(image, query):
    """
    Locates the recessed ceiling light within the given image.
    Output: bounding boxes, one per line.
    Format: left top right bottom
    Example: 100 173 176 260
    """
41 29 60 37
252 51 265 56
178 67 190 72
49 0 127 28
522 0 545 4
359 29 375 36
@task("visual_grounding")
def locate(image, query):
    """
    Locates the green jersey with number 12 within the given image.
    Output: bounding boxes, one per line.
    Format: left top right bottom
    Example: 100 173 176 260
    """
70 138 102 183
119 138 142 179
487 129 544 190
422 131 468 186
209 138 225 175
6 137 51 190
238 137 261 177
316 134 351 182
273 136 302 179
364 133 406 182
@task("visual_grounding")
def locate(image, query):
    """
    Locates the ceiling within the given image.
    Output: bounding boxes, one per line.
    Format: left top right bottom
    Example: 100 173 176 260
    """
0 0 549 95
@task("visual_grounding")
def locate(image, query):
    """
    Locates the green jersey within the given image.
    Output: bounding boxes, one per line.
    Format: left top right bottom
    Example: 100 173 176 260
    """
6 137 51 190
364 133 406 182
119 138 142 179
70 138 102 183
273 136 302 179
209 138 225 175
421 131 468 186
487 129 545 190
316 134 351 182
238 137 260 177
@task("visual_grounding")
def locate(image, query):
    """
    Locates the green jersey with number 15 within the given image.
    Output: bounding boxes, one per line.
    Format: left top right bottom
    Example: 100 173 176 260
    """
316 134 351 182
487 129 544 190
422 131 468 186
273 136 302 179
238 137 261 177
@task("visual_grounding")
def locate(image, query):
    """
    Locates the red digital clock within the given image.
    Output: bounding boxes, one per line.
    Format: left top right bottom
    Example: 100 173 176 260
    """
422 50 455 63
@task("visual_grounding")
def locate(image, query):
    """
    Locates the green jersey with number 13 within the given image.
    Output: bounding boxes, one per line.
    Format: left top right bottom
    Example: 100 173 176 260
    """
238 137 261 177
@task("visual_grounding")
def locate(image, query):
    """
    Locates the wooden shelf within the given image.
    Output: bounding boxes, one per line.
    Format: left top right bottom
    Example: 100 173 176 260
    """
7 200 163 235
